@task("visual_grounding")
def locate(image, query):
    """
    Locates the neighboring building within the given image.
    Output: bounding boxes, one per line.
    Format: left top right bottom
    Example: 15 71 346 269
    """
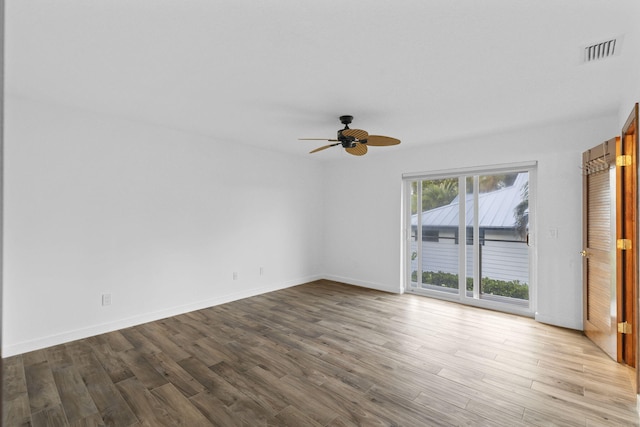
411 173 529 284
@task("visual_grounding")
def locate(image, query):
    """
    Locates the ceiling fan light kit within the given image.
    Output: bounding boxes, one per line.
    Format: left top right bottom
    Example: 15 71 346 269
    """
300 115 400 156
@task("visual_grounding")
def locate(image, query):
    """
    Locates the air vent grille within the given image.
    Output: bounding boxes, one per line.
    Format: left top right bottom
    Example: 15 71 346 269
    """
584 39 617 62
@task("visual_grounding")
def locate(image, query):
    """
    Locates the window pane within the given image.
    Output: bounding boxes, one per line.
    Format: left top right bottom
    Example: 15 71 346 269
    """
477 172 529 305
418 178 459 292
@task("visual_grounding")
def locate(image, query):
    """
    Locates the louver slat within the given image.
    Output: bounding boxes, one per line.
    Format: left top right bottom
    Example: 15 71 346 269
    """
585 39 617 63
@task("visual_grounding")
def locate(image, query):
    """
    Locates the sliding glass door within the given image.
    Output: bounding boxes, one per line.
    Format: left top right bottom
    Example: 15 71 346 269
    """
405 164 535 315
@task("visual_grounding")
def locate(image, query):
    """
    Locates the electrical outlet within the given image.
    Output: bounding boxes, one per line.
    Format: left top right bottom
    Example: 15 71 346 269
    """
102 293 112 306
260 267 264 276
233 272 238 280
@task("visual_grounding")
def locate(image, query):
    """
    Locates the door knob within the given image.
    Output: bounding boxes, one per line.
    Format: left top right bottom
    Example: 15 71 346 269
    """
580 250 588 257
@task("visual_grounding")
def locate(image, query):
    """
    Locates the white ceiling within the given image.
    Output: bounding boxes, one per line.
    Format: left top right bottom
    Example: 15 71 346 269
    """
6 1 640 159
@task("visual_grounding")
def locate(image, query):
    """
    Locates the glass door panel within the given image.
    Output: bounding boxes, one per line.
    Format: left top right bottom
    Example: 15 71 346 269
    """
410 178 459 294
476 172 530 307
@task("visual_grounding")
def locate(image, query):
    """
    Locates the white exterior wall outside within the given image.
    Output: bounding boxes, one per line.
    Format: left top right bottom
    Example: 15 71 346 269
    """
410 240 529 284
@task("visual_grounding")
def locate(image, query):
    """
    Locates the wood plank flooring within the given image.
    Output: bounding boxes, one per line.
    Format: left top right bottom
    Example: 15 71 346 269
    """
3 280 639 426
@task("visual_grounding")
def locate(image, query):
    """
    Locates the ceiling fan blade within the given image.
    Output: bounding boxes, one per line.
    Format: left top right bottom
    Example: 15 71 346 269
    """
299 138 340 141
345 143 368 156
341 129 369 140
310 143 340 153
364 135 401 146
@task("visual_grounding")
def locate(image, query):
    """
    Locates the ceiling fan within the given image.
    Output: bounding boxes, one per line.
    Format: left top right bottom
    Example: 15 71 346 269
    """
299 115 400 156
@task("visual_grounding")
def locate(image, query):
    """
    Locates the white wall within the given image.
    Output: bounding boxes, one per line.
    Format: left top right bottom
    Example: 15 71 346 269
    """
322 114 619 330
2 94 629 354
618 17 640 127
3 96 324 356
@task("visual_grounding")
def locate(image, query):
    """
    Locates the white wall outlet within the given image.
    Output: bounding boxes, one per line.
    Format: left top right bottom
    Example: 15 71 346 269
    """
233 272 238 280
548 228 558 239
102 293 112 306
260 267 264 276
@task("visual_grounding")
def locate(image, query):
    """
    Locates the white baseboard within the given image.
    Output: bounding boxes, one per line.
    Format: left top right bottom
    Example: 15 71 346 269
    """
322 275 401 294
3 275 322 357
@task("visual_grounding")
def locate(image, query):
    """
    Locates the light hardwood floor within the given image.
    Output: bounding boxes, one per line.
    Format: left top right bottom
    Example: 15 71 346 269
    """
3 280 639 426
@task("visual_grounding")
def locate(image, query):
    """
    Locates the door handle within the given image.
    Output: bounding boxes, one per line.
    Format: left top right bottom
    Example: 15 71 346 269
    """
580 250 588 257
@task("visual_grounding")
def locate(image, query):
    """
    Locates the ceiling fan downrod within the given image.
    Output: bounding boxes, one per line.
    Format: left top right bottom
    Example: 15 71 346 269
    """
337 115 356 147
338 116 356 148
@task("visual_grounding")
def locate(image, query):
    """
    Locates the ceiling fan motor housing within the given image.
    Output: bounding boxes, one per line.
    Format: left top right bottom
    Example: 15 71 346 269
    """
337 130 357 148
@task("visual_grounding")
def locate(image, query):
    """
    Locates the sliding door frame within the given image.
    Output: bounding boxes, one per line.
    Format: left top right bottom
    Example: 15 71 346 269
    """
402 161 537 316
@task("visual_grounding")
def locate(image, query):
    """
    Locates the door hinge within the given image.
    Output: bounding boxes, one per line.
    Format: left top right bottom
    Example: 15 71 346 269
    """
617 239 632 250
616 154 633 167
618 321 633 335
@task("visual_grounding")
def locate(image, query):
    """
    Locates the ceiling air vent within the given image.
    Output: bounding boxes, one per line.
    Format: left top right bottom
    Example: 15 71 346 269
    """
584 38 618 63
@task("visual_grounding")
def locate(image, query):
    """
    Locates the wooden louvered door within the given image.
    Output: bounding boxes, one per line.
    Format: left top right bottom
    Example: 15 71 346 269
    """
582 116 638 383
582 138 617 360
619 104 638 381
